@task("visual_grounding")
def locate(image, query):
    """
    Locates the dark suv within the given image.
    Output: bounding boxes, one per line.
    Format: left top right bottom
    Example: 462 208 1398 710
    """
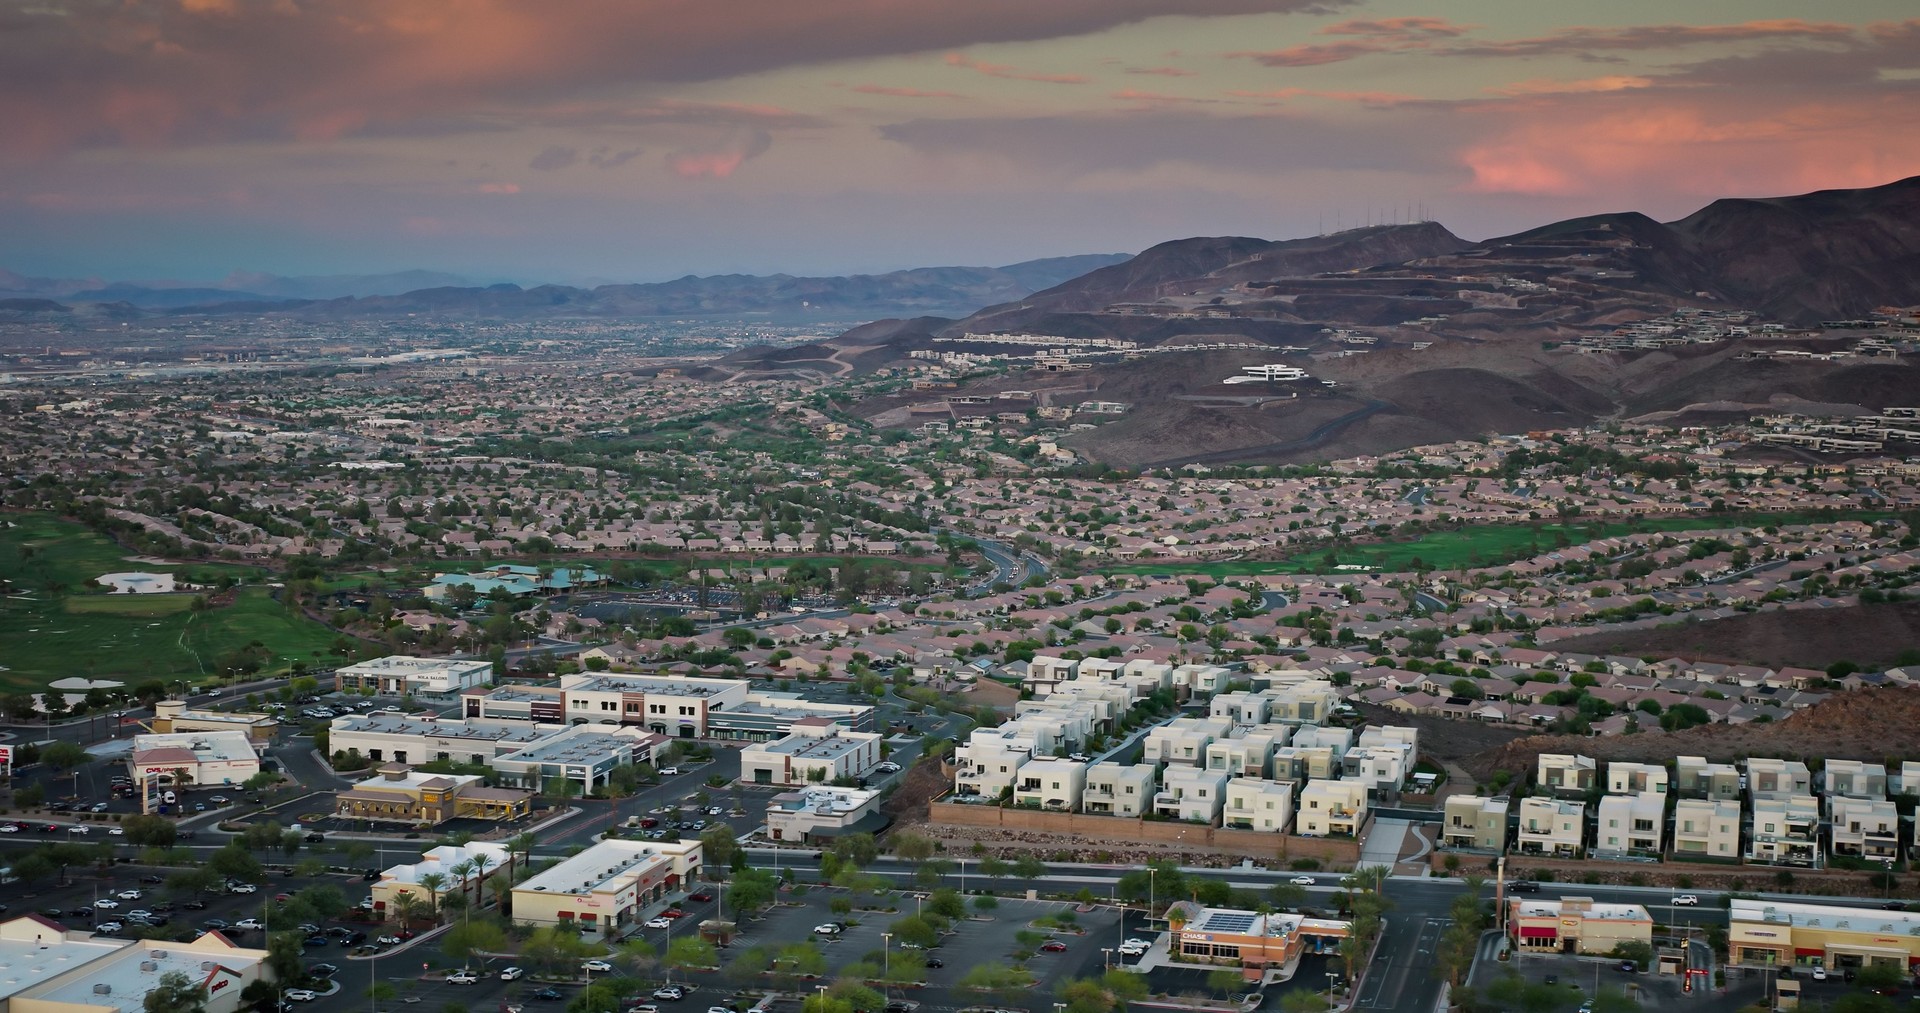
1508 881 1540 893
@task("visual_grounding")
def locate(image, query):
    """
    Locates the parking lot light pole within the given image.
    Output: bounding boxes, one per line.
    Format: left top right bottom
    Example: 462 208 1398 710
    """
1103 948 1113 971
881 933 891 1003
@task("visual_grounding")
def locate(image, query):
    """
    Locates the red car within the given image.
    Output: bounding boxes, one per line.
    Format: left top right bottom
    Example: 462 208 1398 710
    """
687 892 713 902
663 909 687 919
639 818 659 829
1040 941 1068 953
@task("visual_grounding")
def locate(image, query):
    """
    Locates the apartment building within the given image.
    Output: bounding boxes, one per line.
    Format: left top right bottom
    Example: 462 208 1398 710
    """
1890 761 1920 798
1023 655 1080 697
1536 753 1597 794
1154 765 1231 824
1209 691 1270 724
1143 717 1234 765
1675 756 1741 800
1606 761 1670 796
1594 791 1665 856
1222 778 1296 833
1442 795 1509 852
1748 795 1821 865
1355 724 1419 765
1671 798 1741 860
1014 758 1089 812
1204 726 1290 778
954 735 1030 799
1341 745 1411 794
1262 680 1341 723
1824 759 1888 799
1081 761 1156 818
1828 796 1900 861
1516 798 1585 858
1296 779 1368 838
1746 757 1813 799
1170 664 1232 696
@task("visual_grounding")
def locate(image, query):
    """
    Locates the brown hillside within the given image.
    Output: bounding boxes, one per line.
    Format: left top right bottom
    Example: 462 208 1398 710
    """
1544 600 1920 671
1462 686 1920 784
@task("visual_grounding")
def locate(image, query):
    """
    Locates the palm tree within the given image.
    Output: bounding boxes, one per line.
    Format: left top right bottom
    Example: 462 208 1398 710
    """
487 873 512 917
449 860 477 923
417 872 448 921
508 831 537 879
390 891 425 928
468 851 497 910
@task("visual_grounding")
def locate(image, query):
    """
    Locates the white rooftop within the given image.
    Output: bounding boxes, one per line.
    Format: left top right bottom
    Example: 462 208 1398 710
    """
517 839 698 898
0 918 129 1001
379 842 511 888
129 730 258 764
26 933 267 1013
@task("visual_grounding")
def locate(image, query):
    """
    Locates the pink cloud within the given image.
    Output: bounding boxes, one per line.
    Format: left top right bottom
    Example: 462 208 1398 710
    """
945 52 1088 84
1228 40 1397 67
474 182 521 194
850 84 965 99
1126 66 1196 77
667 129 772 180
1318 16 1475 39
1488 76 1655 98
1224 88 1419 107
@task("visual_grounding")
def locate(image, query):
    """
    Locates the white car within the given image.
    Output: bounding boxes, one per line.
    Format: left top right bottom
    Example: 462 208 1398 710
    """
284 991 318 1003
125 909 153 921
645 917 674 929
1672 895 1700 906
108 828 125 836
117 889 142 900
234 918 265 931
210 795 230 804
229 883 258 894
447 971 479 985
499 967 525 981
1289 876 1315 886
582 960 614 973
814 923 843 936
376 935 403 946
94 899 119 909
1812 966 1828 981
69 825 91 835
0 825 16 833
96 921 124 934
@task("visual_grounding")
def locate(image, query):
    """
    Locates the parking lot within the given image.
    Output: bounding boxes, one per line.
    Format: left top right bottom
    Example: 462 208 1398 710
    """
1493 950 1690 1010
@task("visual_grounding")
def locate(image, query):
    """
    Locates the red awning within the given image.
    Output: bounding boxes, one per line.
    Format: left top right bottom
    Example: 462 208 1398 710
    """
1796 948 1825 957
1519 926 1559 939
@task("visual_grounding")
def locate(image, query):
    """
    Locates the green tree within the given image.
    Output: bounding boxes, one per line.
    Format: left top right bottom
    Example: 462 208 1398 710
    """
666 936 719 972
439 919 506 963
142 971 208 1013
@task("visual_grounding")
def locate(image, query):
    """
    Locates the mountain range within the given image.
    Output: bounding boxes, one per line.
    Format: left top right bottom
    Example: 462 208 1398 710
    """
0 255 1131 322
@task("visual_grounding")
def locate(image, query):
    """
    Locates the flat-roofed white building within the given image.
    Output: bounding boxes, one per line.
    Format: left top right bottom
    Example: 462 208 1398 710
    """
1206 725 1291 778
1223 778 1295 832
740 721 881 787
1829 796 1900 860
1355 724 1419 765
1144 716 1234 766
1171 664 1231 696
765 786 885 844
3 923 271 1013
1155 765 1231 824
1210 691 1270 724
490 725 659 794
1605 761 1669 796
149 700 276 742
1730 898 1920 971
1296 780 1367 838
954 736 1030 800
1671 798 1741 859
1536 753 1596 794
1081 762 1155 817
1748 795 1821 865
370 841 512 920
1746 757 1813 799
512 839 702 939
1014 758 1088 812
1516 798 1585 858
1341 744 1411 793
336 655 493 698
1509 897 1651 955
1824 759 1888 800
129 730 260 794
326 714 557 768
1676 755 1740 800
1594 791 1665 856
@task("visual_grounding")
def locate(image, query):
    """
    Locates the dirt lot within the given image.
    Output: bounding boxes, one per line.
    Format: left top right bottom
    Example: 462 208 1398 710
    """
1463 685 1920 783
1544 600 1920 670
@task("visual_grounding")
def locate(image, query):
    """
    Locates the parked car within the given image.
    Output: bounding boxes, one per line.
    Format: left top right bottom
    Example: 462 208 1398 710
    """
583 960 615 973
96 921 124 934
645 917 673 929
93 899 119 909
309 964 339 977
652 986 686 1001
924 957 943 969
1040 941 1068 953
1289 876 1315 886
283 991 318 1003
1672 895 1700 906
687 892 713 902
234 918 265 931
532 988 565 1001
499 967 525 981
1812 967 1828 981
448 971 479 985
376 935 403 946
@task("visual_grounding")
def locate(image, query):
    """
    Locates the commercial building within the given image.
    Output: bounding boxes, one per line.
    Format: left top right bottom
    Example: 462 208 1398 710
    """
333 763 535 826
1442 795 1510 852
1729 898 1920 972
764 786 886 843
334 656 493 698
1516 798 1585 858
369 842 512 920
1509 897 1652 955
1671 799 1742 860
490 725 660 794
512 839 702 940
327 714 556 768
148 700 276 742
739 722 882 786
128 730 260 794
1167 903 1350 971
466 672 875 739
0 917 272 1013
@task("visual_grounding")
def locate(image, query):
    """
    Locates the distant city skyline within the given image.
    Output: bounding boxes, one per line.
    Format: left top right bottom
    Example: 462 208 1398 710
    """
4 0 1918 285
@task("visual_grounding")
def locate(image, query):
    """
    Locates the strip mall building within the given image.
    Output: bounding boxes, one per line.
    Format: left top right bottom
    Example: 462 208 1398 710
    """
1730 899 1920 972
1509 898 1653 955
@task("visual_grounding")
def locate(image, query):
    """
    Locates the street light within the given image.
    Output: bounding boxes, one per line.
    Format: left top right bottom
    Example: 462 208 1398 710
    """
881 932 892 1004
1148 867 1157 923
1103 947 1113 972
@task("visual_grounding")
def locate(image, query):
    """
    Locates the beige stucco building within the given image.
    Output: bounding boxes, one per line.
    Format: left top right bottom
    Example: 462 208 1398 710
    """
511 839 702 940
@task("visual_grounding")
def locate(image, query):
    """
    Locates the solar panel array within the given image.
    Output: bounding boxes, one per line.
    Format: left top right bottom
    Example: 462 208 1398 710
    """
1200 912 1257 933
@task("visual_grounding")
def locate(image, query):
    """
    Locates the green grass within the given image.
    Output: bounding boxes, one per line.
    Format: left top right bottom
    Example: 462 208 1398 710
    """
1096 510 1898 577
0 512 343 692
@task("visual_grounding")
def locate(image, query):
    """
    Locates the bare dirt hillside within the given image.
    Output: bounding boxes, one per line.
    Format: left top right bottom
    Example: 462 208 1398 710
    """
1462 686 1920 783
1545 600 1920 671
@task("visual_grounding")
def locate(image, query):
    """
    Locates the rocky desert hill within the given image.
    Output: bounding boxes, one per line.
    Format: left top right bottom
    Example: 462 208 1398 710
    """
1462 686 1920 786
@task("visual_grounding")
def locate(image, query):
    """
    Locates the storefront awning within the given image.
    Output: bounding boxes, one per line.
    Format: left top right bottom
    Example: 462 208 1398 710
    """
1519 926 1558 940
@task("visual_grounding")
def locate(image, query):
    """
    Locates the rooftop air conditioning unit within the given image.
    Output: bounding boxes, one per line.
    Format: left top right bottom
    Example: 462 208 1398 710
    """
139 961 158 972
94 984 112 995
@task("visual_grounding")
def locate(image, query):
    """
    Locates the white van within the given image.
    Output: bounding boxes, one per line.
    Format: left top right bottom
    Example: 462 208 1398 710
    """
162 790 177 804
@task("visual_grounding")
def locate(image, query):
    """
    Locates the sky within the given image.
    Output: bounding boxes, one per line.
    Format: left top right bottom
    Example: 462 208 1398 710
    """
4 0 1920 286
